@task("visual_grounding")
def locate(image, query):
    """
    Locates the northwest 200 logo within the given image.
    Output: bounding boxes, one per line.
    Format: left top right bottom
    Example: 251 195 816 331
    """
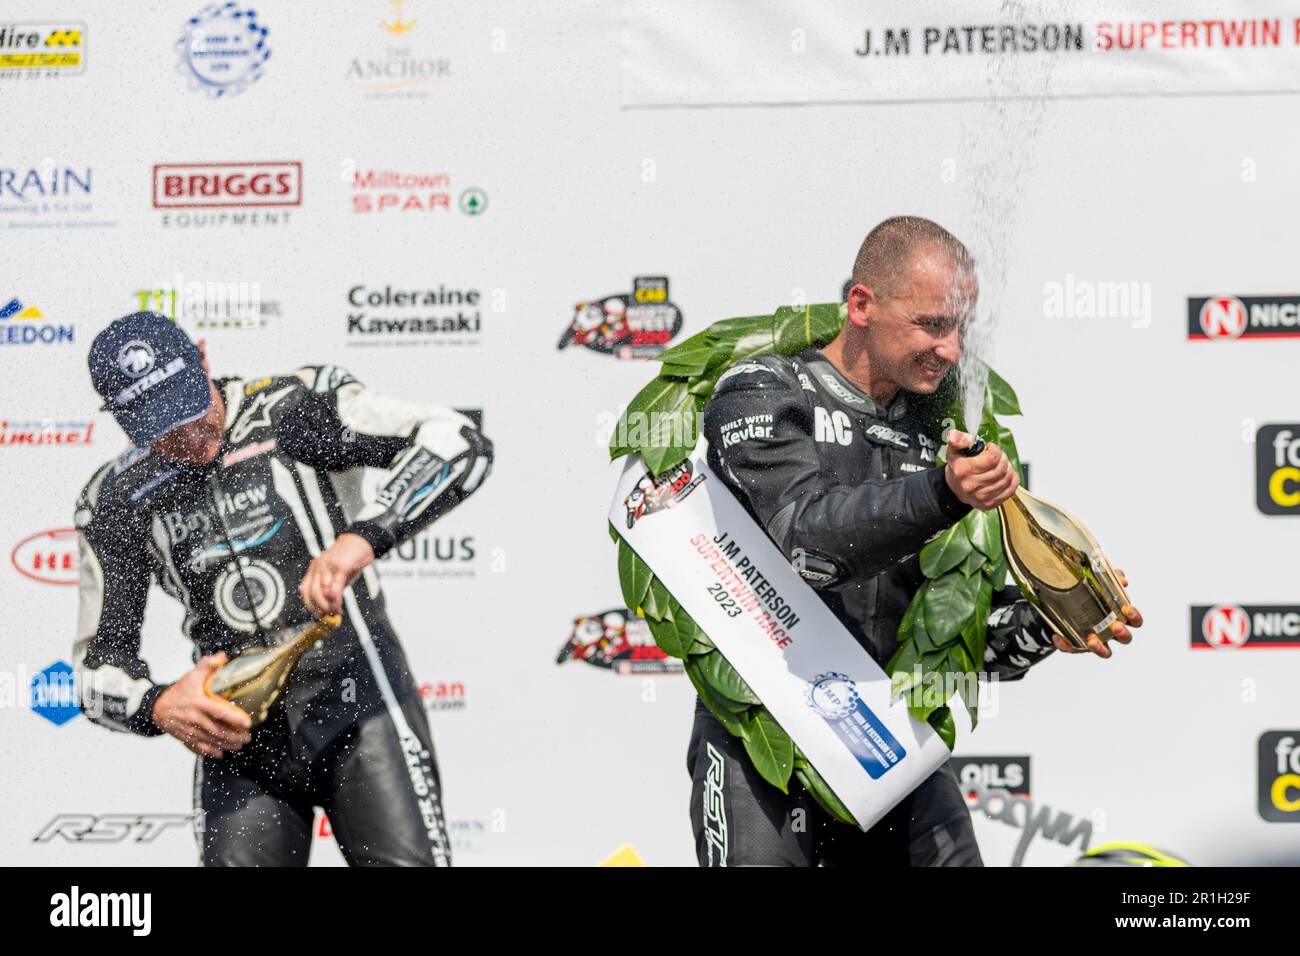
556 609 682 674
1191 605 1300 650
1187 294 1300 341
623 461 704 529
557 276 683 359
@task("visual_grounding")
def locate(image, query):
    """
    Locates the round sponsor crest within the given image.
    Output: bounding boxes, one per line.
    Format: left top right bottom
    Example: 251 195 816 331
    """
177 3 271 97
806 671 859 721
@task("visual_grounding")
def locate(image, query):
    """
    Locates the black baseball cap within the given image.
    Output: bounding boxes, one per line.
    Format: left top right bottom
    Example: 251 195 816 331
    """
88 312 213 446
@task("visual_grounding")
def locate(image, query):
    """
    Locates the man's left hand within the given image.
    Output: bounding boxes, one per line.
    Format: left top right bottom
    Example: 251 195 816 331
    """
1051 568 1143 659
300 532 375 617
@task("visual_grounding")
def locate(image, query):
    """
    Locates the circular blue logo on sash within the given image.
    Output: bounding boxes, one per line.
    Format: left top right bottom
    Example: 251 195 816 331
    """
806 671 859 721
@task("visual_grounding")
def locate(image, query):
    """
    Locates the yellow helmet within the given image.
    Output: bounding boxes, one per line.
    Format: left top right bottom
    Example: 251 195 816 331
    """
1071 842 1191 867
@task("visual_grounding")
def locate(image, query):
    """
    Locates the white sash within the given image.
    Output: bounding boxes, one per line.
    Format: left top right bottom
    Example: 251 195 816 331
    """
610 442 951 830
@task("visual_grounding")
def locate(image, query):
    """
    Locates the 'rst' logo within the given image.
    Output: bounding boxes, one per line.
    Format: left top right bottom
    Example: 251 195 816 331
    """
1188 294 1300 341
1191 604 1300 650
1258 732 1300 823
1256 424 1300 515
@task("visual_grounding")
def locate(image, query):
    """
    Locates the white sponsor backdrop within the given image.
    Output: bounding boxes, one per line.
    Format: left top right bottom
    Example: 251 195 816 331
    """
1 0 1297 866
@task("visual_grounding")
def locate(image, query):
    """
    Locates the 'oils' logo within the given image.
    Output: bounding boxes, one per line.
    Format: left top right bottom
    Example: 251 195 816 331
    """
1259 732 1300 823
1257 424 1300 514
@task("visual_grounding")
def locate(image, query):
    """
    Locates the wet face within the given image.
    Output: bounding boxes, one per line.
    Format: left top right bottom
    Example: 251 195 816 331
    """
861 244 977 396
152 380 225 466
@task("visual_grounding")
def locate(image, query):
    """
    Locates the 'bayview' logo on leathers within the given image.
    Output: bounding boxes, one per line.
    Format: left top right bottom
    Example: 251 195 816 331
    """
49 885 151 936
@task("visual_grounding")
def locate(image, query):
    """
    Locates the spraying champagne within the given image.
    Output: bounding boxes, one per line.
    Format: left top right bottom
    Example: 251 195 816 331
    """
205 615 343 727
960 436 1133 651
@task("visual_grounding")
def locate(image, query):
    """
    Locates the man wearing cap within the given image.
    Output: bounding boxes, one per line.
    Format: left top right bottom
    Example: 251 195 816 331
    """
74 311 493 866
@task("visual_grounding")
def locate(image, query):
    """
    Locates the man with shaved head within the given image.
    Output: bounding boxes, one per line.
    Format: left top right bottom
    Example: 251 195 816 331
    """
691 216 1142 866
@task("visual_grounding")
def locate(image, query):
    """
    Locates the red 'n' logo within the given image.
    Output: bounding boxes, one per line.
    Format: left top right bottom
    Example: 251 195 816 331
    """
1202 604 1250 648
1198 296 1247 339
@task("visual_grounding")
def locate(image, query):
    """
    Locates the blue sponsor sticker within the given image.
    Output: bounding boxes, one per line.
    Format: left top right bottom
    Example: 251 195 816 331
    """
806 672 906 779
32 661 80 726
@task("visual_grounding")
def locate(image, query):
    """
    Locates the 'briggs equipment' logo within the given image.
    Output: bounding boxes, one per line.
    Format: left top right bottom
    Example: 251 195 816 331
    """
1257 424 1300 515
1191 604 1300 650
1188 294 1300 341
152 162 302 208
623 460 704 529
557 276 683 359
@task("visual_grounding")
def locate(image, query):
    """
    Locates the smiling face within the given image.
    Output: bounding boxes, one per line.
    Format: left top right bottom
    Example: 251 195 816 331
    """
855 241 977 399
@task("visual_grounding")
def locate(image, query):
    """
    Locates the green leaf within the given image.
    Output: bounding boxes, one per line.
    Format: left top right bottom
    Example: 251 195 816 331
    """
928 707 957 750
957 668 980 731
923 571 980 645
920 522 974 578
959 575 993 671
887 638 923 700
967 507 1003 565
729 326 780 365
641 575 672 621
896 597 918 642
607 522 619 545
741 709 795 792
987 366 1021 416
617 539 653 613
959 549 986 577
610 377 696 473
696 649 761 705
772 302 845 355
795 764 858 827
641 389 700 476
687 377 716 398
911 585 939 653
658 361 707 379
683 658 750 732
645 596 698 658
653 330 714 371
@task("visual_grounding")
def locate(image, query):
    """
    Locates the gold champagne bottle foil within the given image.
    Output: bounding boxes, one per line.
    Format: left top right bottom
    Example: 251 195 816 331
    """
997 488 1131 651
204 615 343 727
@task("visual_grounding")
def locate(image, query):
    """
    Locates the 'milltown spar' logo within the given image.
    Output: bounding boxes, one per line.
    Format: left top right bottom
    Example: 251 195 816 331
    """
1191 604 1300 650
1188 294 1300 341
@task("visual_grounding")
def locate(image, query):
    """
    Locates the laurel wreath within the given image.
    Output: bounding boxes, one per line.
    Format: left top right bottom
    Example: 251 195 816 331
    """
608 303 1022 825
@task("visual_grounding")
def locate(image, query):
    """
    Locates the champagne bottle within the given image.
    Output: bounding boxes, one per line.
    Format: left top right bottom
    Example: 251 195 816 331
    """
963 438 1131 650
205 614 342 727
